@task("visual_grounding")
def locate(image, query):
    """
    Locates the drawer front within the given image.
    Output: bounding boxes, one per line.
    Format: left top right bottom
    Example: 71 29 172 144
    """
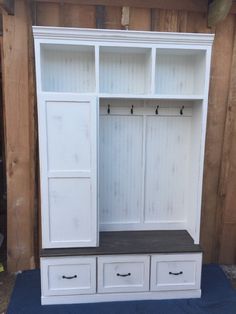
151 253 202 291
98 255 150 293
41 257 96 296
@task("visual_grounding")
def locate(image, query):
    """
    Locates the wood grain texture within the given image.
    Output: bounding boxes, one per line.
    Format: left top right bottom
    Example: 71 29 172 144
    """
200 15 235 263
35 0 208 13
2 0 35 271
0 0 15 15
129 8 151 31
41 230 202 257
217 20 236 263
104 6 121 29
63 4 96 28
219 224 236 263
36 2 61 26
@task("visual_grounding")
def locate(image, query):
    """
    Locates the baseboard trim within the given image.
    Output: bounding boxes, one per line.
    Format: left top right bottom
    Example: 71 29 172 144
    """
41 289 201 305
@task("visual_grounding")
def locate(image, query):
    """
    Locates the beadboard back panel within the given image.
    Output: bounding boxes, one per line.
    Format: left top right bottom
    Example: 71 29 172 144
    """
41 45 96 93
99 100 200 232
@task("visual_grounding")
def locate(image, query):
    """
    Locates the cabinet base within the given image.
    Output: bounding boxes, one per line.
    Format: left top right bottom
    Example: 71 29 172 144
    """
42 290 201 305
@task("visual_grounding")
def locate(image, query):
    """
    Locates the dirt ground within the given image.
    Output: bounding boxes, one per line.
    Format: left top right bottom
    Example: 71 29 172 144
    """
0 265 236 313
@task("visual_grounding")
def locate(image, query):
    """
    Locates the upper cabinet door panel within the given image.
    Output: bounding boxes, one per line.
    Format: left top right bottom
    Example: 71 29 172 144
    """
47 101 91 172
38 94 98 248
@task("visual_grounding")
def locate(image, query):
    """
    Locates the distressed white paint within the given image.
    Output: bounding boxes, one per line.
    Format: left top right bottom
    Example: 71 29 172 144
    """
41 257 96 296
99 100 193 231
99 114 143 225
150 253 202 291
33 28 214 305
41 289 201 305
97 255 150 293
155 49 206 95
100 47 152 94
46 100 91 171
41 44 95 93
37 94 98 248
40 253 202 304
144 116 191 223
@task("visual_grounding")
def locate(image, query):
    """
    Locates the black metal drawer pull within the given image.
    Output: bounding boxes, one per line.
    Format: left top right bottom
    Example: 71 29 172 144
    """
169 271 183 276
62 275 77 279
116 272 131 277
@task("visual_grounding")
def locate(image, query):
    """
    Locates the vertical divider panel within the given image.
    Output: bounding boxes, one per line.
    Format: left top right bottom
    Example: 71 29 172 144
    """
141 106 147 224
151 48 156 95
35 41 43 93
95 45 100 94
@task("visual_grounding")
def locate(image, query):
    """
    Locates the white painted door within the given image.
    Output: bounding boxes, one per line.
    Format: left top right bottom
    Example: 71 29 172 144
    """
38 94 98 248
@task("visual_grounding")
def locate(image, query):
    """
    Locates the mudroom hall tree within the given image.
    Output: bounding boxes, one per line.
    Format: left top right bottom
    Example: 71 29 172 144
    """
33 26 214 305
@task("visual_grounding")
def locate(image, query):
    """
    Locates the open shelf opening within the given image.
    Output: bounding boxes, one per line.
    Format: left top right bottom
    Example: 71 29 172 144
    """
155 49 206 96
99 47 152 94
41 44 96 93
99 99 203 237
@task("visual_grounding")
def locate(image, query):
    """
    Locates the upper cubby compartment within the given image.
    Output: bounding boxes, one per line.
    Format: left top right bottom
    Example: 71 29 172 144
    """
155 49 206 96
40 44 96 93
99 46 152 95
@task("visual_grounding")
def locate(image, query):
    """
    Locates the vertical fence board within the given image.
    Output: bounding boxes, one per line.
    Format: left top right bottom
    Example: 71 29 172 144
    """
217 19 236 263
104 6 121 29
200 15 235 263
2 0 35 271
63 4 96 28
129 8 151 30
36 2 61 26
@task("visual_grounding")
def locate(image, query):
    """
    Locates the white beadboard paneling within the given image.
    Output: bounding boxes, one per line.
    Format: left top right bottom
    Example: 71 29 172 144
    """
46 101 91 172
187 102 203 242
99 114 143 224
99 47 152 94
99 100 193 230
144 115 191 223
48 178 93 243
155 49 206 95
41 44 95 93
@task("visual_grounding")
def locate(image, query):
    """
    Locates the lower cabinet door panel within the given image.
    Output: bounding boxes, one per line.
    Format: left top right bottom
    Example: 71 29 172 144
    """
150 253 202 291
97 255 150 293
41 257 96 296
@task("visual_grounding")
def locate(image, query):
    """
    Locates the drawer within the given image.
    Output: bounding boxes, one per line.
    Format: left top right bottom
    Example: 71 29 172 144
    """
41 257 96 296
97 255 150 293
150 253 202 291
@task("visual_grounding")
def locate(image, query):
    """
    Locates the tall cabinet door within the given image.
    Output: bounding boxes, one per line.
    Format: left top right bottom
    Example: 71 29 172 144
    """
38 94 98 248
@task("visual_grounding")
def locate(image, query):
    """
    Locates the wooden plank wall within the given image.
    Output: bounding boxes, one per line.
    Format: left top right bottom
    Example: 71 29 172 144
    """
2 0 236 271
2 0 36 271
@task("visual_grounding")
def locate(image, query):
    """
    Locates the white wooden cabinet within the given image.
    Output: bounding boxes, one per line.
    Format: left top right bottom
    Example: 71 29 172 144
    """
38 94 98 248
33 27 214 305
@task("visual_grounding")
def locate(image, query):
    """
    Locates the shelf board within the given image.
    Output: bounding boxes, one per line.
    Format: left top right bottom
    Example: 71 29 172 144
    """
99 93 204 100
41 230 202 257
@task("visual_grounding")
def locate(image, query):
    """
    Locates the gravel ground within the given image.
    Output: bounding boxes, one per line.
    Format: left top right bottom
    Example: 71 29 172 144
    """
0 268 15 314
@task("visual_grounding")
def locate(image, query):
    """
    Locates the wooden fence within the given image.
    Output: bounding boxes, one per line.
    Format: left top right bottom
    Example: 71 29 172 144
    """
1 0 236 271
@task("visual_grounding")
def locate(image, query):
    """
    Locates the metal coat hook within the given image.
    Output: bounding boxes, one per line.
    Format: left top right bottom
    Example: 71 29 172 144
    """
155 105 159 115
180 106 184 115
107 104 110 114
131 105 134 114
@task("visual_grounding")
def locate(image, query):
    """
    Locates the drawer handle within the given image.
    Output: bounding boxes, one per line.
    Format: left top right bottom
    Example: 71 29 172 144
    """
116 272 131 277
62 275 77 280
169 271 183 276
